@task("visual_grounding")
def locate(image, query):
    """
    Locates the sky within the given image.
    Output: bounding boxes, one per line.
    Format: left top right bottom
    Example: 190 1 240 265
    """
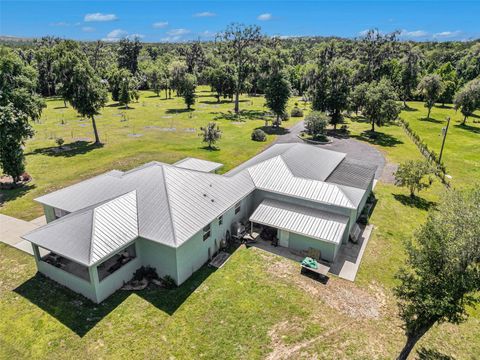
1 1 479 42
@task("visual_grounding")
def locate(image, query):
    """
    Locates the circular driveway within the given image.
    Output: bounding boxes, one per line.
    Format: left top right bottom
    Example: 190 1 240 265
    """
277 120 386 179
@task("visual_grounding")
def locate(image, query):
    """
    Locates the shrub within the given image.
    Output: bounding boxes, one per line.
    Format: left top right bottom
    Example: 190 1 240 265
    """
340 124 348 133
290 106 304 117
281 112 290 121
133 266 159 281
251 129 267 142
304 111 329 139
162 275 177 289
55 137 64 148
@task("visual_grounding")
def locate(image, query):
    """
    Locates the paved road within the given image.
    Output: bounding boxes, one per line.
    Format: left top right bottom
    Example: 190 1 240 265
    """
278 120 386 179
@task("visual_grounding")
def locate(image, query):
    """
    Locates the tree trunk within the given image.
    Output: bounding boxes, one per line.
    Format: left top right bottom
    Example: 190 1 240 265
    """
371 121 375 132
91 115 101 144
396 326 431 360
403 100 407 108
463 115 467 125
427 107 431 119
63 99 67 108
234 90 240 114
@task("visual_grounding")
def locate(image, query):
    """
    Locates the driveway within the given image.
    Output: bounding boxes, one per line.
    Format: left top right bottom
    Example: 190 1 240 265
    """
0 214 47 255
279 120 386 179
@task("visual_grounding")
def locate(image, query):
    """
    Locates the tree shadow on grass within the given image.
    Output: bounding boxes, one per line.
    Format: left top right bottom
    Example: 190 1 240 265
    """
353 130 403 147
106 102 121 108
26 141 103 158
417 347 456 360
0 184 36 205
420 117 443 124
199 145 221 151
165 108 194 114
393 193 436 211
402 105 418 112
255 126 289 135
454 123 480 134
211 110 267 122
14 265 216 337
200 99 235 105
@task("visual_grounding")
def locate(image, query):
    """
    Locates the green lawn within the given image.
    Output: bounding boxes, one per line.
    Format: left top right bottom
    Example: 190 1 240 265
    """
398 102 480 187
0 87 303 220
1 97 479 359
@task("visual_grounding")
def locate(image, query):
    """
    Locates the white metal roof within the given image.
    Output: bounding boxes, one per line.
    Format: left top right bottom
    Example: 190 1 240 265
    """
247 156 355 209
27 143 373 265
90 191 138 264
173 157 223 173
23 191 138 266
249 199 348 244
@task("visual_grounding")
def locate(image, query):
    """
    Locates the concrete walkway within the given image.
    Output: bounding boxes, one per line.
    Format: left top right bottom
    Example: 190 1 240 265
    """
249 224 373 282
0 214 47 255
329 224 373 281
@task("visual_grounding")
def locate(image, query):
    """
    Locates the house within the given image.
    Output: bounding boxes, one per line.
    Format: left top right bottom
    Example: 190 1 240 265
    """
22 143 376 303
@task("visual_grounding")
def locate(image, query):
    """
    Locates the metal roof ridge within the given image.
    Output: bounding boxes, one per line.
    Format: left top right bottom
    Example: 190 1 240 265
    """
159 166 179 247
89 190 138 265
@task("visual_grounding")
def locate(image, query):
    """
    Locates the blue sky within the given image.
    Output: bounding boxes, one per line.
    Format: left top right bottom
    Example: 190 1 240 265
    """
1 1 479 42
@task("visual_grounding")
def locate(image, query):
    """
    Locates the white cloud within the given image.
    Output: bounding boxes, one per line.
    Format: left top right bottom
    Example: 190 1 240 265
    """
359 29 370 36
152 21 168 29
50 21 70 26
194 11 216 17
102 29 128 42
400 30 428 38
161 36 182 42
433 31 462 39
167 28 190 36
257 13 272 21
84 13 118 22
82 26 95 33
199 30 216 38
127 33 145 40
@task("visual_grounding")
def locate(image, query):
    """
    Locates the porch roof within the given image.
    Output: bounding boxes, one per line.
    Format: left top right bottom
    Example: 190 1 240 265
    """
249 199 348 244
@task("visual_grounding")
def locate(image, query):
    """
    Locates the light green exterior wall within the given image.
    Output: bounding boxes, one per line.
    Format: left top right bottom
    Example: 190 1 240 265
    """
288 232 341 262
137 237 178 283
95 254 142 303
175 194 253 285
33 245 98 301
43 205 56 223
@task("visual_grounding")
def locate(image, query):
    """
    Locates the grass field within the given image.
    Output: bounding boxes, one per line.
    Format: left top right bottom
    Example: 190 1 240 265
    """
398 102 480 187
1 94 479 359
0 87 303 220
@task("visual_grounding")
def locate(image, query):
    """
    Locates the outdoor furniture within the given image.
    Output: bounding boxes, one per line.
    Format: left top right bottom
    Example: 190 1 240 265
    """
300 257 329 282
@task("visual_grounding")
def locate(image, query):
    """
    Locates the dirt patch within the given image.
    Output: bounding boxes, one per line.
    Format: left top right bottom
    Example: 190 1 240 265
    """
380 162 398 184
256 249 385 320
267 318 352 360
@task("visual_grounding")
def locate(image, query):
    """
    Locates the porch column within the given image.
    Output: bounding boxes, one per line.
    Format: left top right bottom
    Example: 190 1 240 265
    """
88 265 100 303
31 244 41 265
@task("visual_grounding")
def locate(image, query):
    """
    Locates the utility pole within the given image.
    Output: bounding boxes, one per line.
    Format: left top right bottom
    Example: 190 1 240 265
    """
438 116 450 164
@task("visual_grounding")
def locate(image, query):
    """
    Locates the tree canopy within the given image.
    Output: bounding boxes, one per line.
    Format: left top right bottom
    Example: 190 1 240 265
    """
394 187 480 359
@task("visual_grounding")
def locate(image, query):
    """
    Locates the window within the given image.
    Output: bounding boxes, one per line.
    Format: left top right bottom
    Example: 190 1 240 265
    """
53 207 69 219
235 202 241 214
218 215 223 225
203 224 211 241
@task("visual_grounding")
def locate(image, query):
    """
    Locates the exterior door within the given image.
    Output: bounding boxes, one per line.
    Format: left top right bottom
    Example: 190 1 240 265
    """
279 230 289 247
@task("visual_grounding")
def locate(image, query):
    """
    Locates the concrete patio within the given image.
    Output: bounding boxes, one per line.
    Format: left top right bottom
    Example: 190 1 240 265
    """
248 223 373 281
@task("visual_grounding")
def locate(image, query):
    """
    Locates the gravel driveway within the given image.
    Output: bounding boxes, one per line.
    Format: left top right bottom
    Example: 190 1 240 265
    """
278 120 387 179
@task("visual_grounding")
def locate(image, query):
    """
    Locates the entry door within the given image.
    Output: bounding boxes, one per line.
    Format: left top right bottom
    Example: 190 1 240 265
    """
279 230 289 247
